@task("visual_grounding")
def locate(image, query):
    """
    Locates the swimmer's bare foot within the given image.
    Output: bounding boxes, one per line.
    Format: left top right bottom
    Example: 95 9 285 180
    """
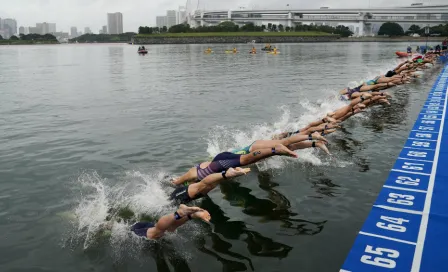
226 167 251 178
274 144 298 158
324 116 337 123
322 128 337 135
327 123 342 129
315 141 331 155
361 93 372 99
355 103 366 109
311 132 328 143
380 92 392 98
191 210 211 222
177 204 202 218
378 99 390 105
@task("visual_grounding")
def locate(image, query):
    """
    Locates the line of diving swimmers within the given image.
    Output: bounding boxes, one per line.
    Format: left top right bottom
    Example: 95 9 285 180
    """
108 52 441 241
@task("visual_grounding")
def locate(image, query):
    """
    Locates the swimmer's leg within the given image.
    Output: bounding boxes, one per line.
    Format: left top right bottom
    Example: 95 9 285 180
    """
288 141 331 155
240 144 297 166
172 166 200 186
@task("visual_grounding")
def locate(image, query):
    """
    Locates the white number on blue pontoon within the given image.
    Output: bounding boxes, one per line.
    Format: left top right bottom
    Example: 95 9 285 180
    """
395 176 420 186
387 193 415 206
360 245 399 268
402 162 424 171
376 216 409 232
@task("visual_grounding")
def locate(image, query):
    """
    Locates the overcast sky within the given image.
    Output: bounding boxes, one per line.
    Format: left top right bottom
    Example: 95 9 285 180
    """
0 0 445 33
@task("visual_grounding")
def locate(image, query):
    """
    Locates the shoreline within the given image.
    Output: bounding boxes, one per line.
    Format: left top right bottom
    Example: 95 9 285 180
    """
132 35 338 45
336 36 446 43
133 35 446 45
0 40 59 45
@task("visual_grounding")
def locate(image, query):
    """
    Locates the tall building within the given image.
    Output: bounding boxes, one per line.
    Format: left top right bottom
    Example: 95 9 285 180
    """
102 25 107 34
41 22 50 34
29 27 40 34
166 10 177 28
107 12 123 34
2 18 17 38
84 27 91 34
36 23 43 34
156 16 167 28
49 23 56 33
70 27 77 38
35 22 54 35
177 6 187 24
19 26 25 34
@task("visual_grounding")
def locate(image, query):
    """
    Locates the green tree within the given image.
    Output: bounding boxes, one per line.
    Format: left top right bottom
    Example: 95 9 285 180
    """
272 24 277 32
261 24 266 31
268 23 272 31
9 35 19 40
138 26 144 34
241 22 255 32
218 21 237 32
378 22 405 36
169 24 191 33
0 34 3 40
162 26 167 33
334 25 353 37
294 25 300 32
278 24 284 32
285 26 291 32
406 24 421 34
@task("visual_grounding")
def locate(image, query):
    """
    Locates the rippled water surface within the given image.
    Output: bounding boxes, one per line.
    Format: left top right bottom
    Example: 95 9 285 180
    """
0 42 442 272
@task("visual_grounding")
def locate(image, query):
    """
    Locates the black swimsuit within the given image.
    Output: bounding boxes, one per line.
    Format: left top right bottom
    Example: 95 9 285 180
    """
170 185 205 204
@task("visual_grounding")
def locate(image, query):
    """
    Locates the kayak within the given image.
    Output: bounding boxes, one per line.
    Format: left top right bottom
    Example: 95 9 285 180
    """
249 52 257 54
225 50 239 53
268 52 280 55
204 51 214 54
262 48 273 51
395 51 410 57
138 50 148 54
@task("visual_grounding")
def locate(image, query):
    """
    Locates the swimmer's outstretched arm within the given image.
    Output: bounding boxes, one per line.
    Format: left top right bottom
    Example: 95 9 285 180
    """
147 205 211 239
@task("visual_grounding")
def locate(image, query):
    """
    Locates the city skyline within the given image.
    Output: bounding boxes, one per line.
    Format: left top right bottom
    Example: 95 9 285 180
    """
1 0 447 33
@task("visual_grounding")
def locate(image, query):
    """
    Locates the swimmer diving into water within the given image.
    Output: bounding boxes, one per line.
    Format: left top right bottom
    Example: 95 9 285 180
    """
130 204 211 240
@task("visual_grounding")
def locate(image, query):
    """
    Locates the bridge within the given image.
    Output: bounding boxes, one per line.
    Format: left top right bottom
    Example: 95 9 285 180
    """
187 6 448 36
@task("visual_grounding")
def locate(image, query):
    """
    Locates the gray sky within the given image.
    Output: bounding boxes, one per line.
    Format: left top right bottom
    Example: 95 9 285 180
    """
0 0 444 33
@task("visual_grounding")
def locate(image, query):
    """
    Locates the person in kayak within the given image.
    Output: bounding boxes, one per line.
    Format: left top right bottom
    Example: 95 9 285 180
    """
250 47 257 54
407 45 412 54
130 204 211 240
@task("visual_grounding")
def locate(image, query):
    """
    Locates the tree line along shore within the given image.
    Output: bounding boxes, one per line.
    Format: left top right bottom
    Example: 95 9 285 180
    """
2 22 447 45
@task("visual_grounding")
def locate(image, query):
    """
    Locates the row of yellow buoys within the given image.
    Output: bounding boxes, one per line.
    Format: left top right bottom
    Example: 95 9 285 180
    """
204 44 280 55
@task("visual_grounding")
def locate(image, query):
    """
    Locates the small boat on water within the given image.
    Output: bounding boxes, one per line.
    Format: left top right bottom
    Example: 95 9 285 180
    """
395 51 410 57
138 50 148 54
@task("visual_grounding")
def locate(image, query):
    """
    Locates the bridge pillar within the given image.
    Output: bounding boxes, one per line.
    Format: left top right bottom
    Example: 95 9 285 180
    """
228 10 232 20
287 12 292 28
200 12 204 26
